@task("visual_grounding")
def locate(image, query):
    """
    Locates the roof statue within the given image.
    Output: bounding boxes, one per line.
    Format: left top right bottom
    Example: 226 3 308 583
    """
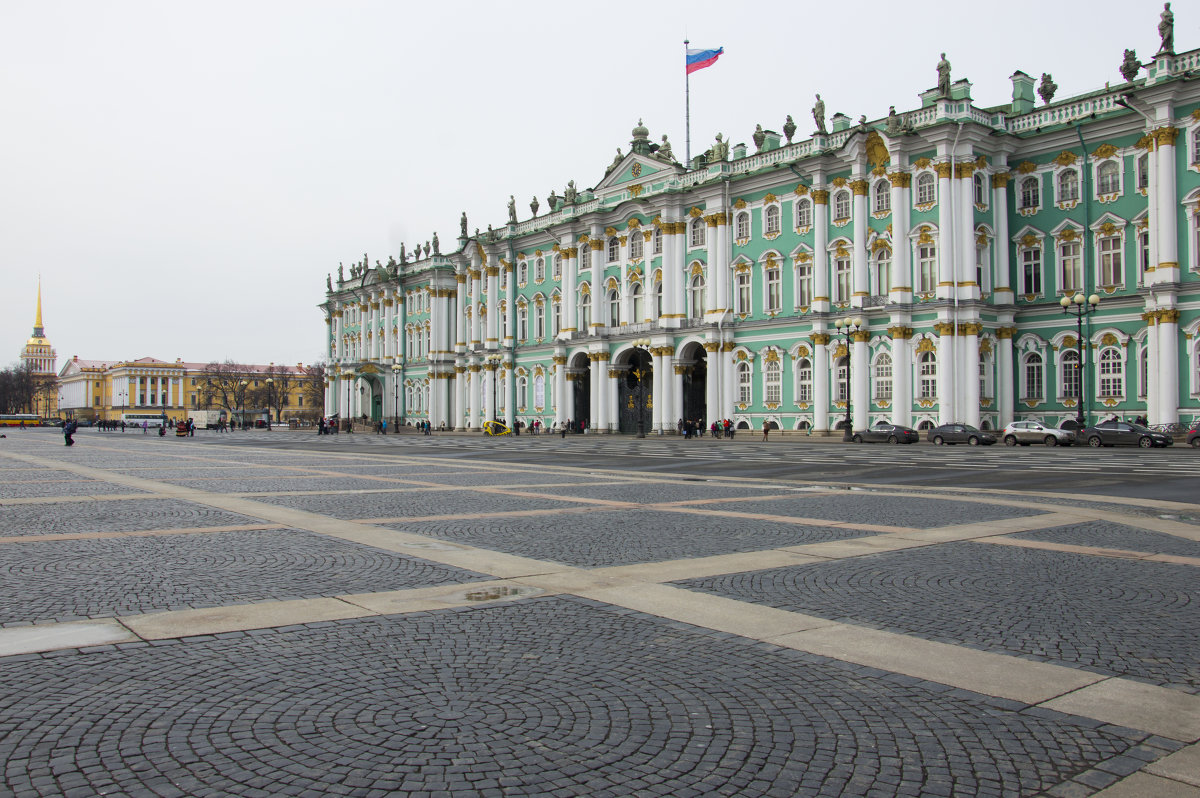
564 181 577 205
459 212 468 238
783 115 796 144
432 233 440 255
937 53 952 97
659 134 674 162
530 195 540 217
752 124 765 152
326 274 332 292
608 148 623 173
399 243 407 264
385 255 398 278
813 94 827 135
708 133 728 162
886 106 901 135
547 188 558 211
507 195 517 223
1038 73 1058 105
1158 3 1174 53
1120 49 1140 82
338 263 344 282
412 243 421 260
423 241 431 258
857 115 869 133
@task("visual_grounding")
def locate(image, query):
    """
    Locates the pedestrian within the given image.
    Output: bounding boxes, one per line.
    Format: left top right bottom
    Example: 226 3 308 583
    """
63 418 77 447
762 423 769 442
142 421 147 434
560 421 567 439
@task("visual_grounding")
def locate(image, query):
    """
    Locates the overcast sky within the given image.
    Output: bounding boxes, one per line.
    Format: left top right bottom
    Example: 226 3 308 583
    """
2 0 1184 370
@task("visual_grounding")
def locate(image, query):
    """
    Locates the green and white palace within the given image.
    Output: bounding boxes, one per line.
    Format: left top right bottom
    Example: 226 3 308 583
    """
321 18 1200 434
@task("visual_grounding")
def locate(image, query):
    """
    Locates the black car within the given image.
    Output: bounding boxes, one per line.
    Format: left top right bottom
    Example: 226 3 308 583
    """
926 423 997 446
851 422 920 444
1081 420 1173 448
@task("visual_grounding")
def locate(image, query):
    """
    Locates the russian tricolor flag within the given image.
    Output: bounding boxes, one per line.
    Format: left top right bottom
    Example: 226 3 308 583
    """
686 46 724 75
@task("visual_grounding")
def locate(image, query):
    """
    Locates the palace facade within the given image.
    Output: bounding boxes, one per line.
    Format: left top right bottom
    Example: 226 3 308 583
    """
321 21 1200 434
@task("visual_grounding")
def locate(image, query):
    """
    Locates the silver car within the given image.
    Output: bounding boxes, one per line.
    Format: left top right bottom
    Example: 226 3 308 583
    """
1001 420 1074 447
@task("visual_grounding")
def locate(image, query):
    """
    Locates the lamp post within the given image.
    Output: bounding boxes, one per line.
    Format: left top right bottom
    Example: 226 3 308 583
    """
392 361 400 431
265 378 274 431
630 337 652 439
1060 293 1100 432
834 316 864 442
485 354 503 430
239 380 248 430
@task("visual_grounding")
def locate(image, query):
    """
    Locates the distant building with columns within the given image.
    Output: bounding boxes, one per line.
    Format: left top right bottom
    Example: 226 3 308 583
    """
19 281 58 417
321 18 1200 434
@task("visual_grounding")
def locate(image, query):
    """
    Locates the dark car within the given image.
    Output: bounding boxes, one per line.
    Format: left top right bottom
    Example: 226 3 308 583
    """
927 423 997 446
1082 420 1173 448
851 421 920 444
1188 420 1200 449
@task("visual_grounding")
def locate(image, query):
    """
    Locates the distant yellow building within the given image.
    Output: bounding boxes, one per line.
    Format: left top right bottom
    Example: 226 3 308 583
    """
19 280 58 418
57 357 316 425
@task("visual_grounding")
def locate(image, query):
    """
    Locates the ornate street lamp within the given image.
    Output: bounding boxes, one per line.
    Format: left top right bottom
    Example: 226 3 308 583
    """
630 338 652 438
485 354 504 430
1060 293 1100 432
834 316 864 442
265 378 274 431
392 360 400 431
239 380 248 430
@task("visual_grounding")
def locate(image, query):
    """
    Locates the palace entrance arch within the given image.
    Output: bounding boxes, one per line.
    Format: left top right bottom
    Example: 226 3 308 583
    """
616 347 652 435
678 342 708 424
568 353 590 430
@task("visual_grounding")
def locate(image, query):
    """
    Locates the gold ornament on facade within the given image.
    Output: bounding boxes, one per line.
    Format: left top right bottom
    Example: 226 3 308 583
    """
795 252 812 264
933 322 955 337
996 326 1018 339
871 165 887 177
1056 228 1078 242
1053 151 1078 167
958 322 983 336
834 243 849 258
721 341 735 352
917 226 934 245
794 344 810 357
829 177 846 188
705 214 719 228
812 189 829 204
604 226 618 237
850 330 870 343
865 131 889 168
976 231 990 247
590 239 604 251
991 173 1011 189
887 326 914 339
793 184 809 195
954 163 975 179
689 206 704 217
1020 233 1040 249
1152 127 1179 146
913 157 932 170
1134 135 1153 151
888 171 912 188
763 193 778 204
1159 308 1181 323
979 338 993 355
1016 161 1038 174
626 218 641 229
1092 143 1118 159
810 333 831 345
833 344 848 358
733 198 747 209
850 180 869 196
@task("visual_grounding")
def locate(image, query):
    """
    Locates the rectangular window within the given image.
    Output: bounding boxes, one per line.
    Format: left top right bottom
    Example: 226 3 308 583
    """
1099 235 1122 287
1060 241 1082 293
736 272 752 314
1021 248 1042 295
765 268 781 313
834 258 851 303
796 264 813 307
1024 359 1043 399
917 245 936 293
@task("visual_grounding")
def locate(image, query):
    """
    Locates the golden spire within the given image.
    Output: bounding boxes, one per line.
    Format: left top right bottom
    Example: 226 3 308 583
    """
33 277 44 337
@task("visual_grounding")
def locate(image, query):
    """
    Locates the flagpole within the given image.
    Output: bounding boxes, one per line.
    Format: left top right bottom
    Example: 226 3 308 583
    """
684 39 691 168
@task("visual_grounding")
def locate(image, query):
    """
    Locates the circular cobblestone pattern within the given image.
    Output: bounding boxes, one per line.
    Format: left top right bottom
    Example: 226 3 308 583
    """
0 499 267 537
0 598 1144 797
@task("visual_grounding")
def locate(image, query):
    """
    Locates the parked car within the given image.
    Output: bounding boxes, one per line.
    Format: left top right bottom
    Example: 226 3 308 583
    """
1001 420 1074 447
851 421 920 444
1081 420 1173 448
1187 420 1200 449
927 423 997 446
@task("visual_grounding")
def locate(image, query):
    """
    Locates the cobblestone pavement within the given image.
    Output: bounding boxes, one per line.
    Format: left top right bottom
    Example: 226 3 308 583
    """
1 428 1198 797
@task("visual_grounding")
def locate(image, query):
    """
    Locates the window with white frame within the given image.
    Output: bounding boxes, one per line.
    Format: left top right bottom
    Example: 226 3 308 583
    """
916 173 936 205
551 297 561 334
735 271 751 314
1021 246 1043 295
1137 229 1150 285
1059 239 1082 294
578 290 591 330
1061 349 1080 399
534 374 545 408
1097 161 1121 195
500 269 508 290
796 262 813 306
1098 348 1123 398
580 246 590 270
689 274 705 319
534 257 545 282
629 234 643 260
917 243 937 293
873 181 890 213
517 305 528 341
1023 352 1043 399
765 265 781 312
630 282 644 322
1099 233 1123 287
736 212 750 240
1193 127 1200 164
765 205 781 235
874 353 893 400
835 357 848 401
607 290 620 326
1019 176 1040 209
517 376 527 408
1137 153 1149 190
974 172 986 206
653 228 663 254
690 219 705 247
518 261 528 284
834 256 851 303
796 357 812 402
534 303 545 338
608 237 620 263
1139 346 1149 398
975 241 990 292
833 191 850 221
873 249 891 296
795 198 812 228
765 360 782 404
918 351 937 399
1057 169 1079 203
737 361 752 404
553 254 562 279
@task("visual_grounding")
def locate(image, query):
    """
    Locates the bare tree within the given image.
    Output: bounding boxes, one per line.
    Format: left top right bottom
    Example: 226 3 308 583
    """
0 362 39 414
198 361 252 416
300 361 328 419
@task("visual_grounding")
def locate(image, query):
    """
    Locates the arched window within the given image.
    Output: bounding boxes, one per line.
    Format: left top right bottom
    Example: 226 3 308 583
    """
690 219 706 247
833 191 851 221
1058 169 1079 202
1098 348 1123 398
918 351 937 399
517 376 528 409
973 172 986 206
873 181 890 213
1020 176 1040 209
534 257 545 282
795 198 812 228
1097 161 1120 195
1061 350 1080 399
737 362 752 404
765 265 781 313
653 228 663 254
552 254 562 279
736 212 750 240
689 274 706 319
607 289 620 326
874 353 893 400
796 357 813 402
630 282 644 322
765 360 782 404
578 288 591 331
916 173 936 205
608 237 620 263
653 279 663 318
765 205 781 235
873 248 891 296
1023 352 1043 400
629 233 643 260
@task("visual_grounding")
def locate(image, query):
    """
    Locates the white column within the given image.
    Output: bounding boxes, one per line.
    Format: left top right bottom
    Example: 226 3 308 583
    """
812 192 829 312
813 334 830 432
553 355 567 428
1158 309 1180 424
962 323 981 427
721 343 736 421
455 274 467 350
959 167 978 302
936 322 955 424
936 163 955 299
483 365 497 422
851 179 869 308
469 364 482 428
485 264 499 347
704 216 723 319
851 333 869 431
671 362 685 427
470 268 482 347
588 355 601 430
1153 128 1179 283
561 244 578 336
453 363 466 429
997 328 1015 426
890 330 912 427
660 348 676 430
504 262 515 347
890 173 912 304
992 175 1012 301
589 241 604 335
705 342 721 427
562 370 576 428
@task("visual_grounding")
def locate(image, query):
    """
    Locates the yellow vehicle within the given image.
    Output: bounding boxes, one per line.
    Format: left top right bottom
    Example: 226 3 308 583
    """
483 420 511 436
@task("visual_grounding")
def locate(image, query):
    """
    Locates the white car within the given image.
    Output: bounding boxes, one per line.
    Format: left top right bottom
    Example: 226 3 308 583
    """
1001 420 1074 447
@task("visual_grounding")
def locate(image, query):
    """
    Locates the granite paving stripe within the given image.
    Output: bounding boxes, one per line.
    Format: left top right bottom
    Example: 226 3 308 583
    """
0 598 1158 797
983 536 1200 567
512 480 796 505
1041 680 1200 742
687 492 1052 528
0 522 286 545
248 488 596 519
0 528 491 626
1143 744 1200 788
1008 521 1200 558
0 497 268 536
1093 772 1200 796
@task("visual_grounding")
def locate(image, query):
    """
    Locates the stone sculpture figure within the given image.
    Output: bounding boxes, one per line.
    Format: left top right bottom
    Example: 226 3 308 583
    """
564 181 577 204
937 53 952 97
709 133 728 162
432 233 440 255
507 195 517 223
530 195 539 217
813 94 827 135
399 243 407 264
1158 3 1173 53
386 256 398 277
423 241 431 258
547 188 559 211
609 148 623 172
752 124 766 151
1038 73 1058 105
659 134 674 161
338 263 344 282
413 243 421 260
857 115 869 133
326 273 332 291
886 106 900 135
1120 49 1140 82
460 212 468 238
783 115 796 144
